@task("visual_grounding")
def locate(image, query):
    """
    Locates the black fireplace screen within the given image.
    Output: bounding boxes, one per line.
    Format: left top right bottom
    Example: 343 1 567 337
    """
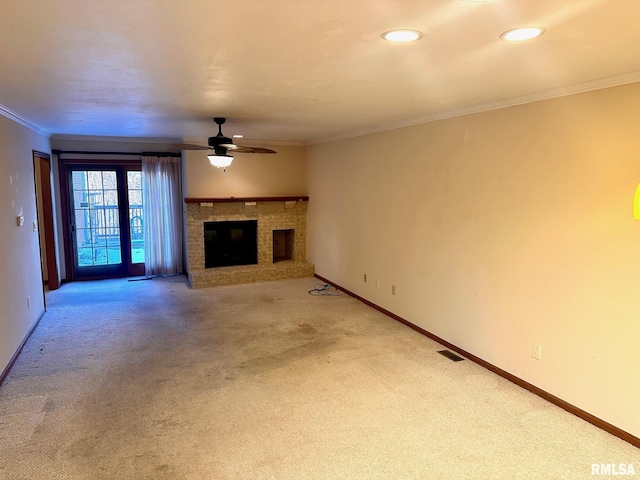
204 220 258 268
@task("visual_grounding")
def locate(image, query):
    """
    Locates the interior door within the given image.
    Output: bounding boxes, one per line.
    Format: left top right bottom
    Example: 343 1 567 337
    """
67 165 144 280
33 151 60 290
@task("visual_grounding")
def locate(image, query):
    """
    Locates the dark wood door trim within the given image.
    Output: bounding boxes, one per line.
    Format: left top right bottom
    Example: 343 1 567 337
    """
33 151 59 290
58 158 75 281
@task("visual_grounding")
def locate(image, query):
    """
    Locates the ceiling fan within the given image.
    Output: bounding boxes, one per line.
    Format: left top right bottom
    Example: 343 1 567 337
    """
173 117 276 168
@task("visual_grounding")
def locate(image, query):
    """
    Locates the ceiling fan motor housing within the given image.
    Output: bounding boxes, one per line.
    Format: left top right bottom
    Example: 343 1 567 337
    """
208 135 233 147
212 146 230 155
208 117 233 148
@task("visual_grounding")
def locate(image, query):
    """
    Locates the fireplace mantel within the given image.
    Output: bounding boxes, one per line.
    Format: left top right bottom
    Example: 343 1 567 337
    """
185 196 309 204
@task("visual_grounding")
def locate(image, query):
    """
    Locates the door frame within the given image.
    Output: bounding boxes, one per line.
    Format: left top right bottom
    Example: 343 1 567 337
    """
33 151 60 290
59 158 144 281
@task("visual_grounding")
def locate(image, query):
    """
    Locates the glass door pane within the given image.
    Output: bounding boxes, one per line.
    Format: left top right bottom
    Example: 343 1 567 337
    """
127 171 145 264
72 170 122 267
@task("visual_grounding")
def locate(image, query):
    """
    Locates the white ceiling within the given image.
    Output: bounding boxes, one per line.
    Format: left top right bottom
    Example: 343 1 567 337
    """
1 0 640 145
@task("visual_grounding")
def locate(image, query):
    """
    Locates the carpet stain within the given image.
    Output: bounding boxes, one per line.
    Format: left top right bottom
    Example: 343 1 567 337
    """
238 338 338 374
296 323 318 335
43 399 56 412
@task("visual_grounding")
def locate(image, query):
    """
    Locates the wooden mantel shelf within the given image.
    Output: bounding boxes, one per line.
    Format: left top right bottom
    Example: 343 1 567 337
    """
185 196 309 203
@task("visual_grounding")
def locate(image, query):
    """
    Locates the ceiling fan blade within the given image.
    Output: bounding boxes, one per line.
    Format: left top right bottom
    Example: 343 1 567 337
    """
173 119 276 155
170 143 212 151
228 146 277 154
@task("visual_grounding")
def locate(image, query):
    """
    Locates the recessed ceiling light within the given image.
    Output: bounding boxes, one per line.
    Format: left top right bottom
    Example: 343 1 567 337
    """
233 134 243 138
382 29 423 42
500 26 546 42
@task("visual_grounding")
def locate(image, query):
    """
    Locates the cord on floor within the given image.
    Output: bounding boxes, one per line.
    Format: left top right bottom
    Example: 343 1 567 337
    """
308 281 343 296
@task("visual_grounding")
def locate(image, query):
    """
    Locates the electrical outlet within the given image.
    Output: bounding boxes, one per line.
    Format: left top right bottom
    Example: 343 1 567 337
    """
364 273 367 283
531 343 542 360
391 285 396 296
376 279 380 289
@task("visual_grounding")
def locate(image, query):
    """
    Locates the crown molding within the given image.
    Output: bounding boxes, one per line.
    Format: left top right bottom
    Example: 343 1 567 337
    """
0 104 49 136
50 134 182 143
307 71 640 146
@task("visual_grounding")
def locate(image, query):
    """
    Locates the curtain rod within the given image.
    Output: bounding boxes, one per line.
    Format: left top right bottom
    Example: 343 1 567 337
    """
52 149 182 158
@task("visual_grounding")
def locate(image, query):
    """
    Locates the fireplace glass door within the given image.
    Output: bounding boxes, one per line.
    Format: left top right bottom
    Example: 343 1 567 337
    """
204 220 258 268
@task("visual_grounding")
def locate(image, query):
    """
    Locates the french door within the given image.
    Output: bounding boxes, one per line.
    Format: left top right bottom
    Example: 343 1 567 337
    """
61 161 145 280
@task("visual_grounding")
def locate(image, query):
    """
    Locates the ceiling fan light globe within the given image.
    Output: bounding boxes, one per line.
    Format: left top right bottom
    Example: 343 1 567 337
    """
208 154 234 168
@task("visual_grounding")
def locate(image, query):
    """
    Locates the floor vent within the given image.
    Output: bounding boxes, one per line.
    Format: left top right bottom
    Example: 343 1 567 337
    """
437 350 465 362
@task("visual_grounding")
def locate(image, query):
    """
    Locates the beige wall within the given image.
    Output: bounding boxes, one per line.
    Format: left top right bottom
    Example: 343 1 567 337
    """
0 115 50 375
184 145 306 197
305 82 640 438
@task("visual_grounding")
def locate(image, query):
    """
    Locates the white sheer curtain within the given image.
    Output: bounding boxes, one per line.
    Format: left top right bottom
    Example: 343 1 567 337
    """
142 155 183 276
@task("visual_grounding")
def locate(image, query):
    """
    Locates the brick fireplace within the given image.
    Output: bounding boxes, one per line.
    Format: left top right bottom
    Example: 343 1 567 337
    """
185 196 314 288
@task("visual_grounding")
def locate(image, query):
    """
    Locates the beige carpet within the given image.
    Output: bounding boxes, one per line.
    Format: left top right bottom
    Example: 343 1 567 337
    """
0 275 637 479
